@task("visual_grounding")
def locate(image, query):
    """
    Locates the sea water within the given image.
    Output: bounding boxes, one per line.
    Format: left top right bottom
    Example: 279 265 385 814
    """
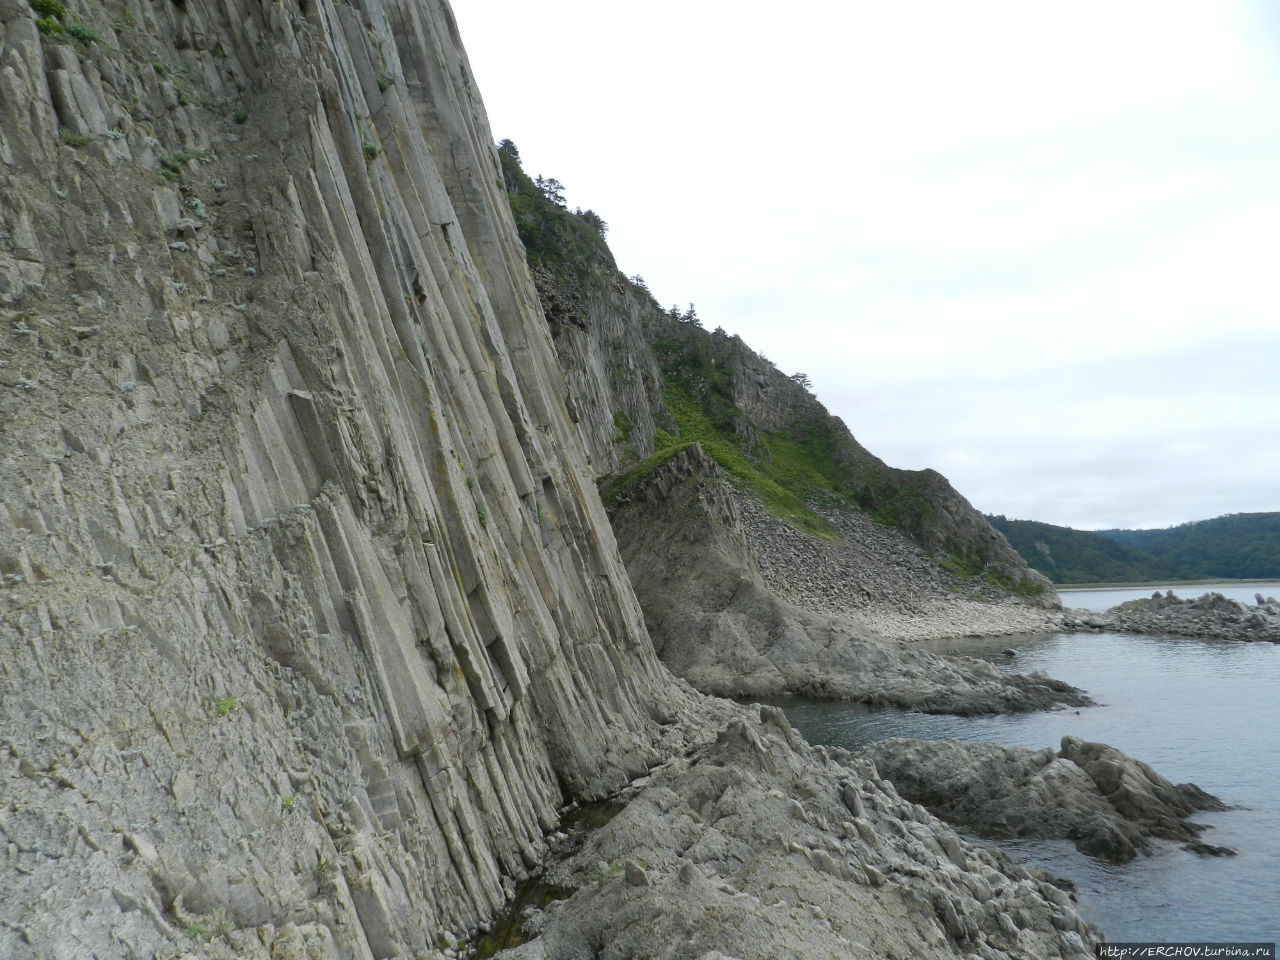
773 631 1280 943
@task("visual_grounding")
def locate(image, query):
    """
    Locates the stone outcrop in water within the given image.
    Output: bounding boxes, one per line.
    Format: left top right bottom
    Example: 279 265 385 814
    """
859 736 1231 862
1063 591 1280 643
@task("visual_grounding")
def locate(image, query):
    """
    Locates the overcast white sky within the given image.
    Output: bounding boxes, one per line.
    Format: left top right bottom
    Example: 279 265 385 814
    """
453 1 1280 530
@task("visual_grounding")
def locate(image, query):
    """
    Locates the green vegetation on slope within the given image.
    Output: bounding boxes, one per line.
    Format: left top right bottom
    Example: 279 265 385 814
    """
650 338 955 545
597 441 695 507
498 140 615 284
649 320 916 536
655 381 839 536
988 512 1280 583
986 516 1173 584
499 146 1040 592
1096 512 1280 580
498 144 950 542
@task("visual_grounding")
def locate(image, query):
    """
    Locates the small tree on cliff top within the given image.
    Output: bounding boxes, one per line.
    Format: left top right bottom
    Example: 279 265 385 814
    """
534 175 566 207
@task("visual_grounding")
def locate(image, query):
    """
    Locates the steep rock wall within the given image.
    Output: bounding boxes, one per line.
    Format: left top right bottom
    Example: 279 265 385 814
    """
498 171 1056 606
536 266 664 478
647 316 1055 603
0 1 685 955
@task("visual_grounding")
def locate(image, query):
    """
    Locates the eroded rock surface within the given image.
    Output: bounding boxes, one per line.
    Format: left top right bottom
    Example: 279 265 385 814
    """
860 736 1231 862
492 707 1100 960
0 0 693 954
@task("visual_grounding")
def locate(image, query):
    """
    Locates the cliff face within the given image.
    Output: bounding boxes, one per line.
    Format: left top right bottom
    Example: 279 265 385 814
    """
539 265 664 478
0 1 685 954
502 163 1053 608
0 3 1106 958
643 315 1054 599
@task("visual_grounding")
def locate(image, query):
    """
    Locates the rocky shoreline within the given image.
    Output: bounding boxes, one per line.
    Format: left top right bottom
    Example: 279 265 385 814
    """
742 492 1065 643
608 449 1090 716
859 736 1232 863
0 0 1252 950
1063 591 1280 643
483 706 1101 960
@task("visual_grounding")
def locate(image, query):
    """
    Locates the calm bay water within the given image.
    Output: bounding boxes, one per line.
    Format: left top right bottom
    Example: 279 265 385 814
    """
773 631 1280 943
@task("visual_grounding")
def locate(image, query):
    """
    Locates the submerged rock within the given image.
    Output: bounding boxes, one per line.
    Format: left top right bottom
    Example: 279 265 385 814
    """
859 736 1231 862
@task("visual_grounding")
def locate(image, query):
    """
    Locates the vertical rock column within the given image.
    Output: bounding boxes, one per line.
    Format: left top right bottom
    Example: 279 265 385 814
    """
0 0 680 955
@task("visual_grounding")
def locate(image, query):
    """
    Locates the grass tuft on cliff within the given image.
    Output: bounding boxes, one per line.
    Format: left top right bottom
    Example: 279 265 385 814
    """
598 441 695 507
658 383 835 536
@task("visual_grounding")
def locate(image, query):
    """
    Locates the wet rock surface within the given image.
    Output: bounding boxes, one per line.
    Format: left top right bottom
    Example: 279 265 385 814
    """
859 736 1231 862
1063 591 1280 643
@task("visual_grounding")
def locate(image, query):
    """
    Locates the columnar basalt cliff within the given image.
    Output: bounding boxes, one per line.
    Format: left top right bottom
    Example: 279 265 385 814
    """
1 0 689 953
3 2 1099 958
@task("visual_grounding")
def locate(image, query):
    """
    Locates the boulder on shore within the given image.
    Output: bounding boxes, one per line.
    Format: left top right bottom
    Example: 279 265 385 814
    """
859 736 1231 862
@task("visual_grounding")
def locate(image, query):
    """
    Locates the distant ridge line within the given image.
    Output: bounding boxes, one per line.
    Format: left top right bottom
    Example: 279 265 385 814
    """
986 512 1280 584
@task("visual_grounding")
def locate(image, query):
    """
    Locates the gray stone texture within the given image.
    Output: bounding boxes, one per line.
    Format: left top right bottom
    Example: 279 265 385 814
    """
494 708 1099 960
860 736 1230 862
0 1 686 954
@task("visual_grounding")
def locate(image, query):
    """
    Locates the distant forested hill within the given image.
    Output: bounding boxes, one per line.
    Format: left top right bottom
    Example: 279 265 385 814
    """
1095 513 1280 580
985 516 1173 584
987 512 1280 584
